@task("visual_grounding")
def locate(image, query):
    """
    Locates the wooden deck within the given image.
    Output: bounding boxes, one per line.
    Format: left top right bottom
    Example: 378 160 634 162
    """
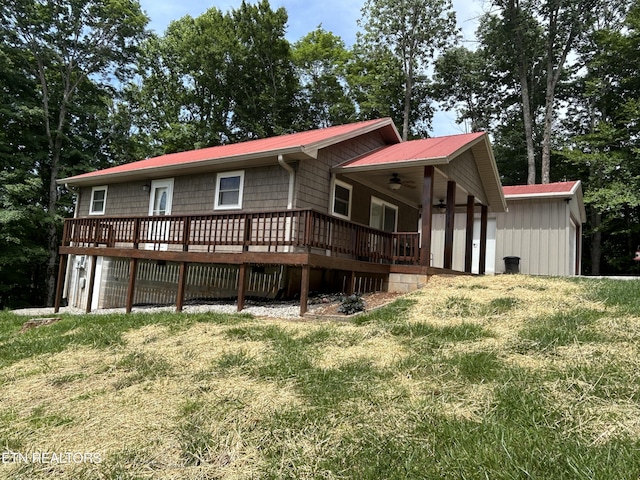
55 209 427 316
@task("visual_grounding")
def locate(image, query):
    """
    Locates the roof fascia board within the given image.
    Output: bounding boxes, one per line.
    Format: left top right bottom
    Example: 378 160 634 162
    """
505 191 575 200
58 146 313 186
470 135 507 213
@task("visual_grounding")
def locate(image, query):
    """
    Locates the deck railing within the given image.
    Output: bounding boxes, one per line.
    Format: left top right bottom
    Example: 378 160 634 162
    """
61 209 421 265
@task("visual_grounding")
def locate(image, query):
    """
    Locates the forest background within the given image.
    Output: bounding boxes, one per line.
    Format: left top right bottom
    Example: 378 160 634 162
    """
1 0 639 308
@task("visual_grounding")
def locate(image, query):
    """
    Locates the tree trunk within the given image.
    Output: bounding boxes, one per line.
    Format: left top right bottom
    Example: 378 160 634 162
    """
402 71 412 141
45 150 61 306
540 89 554 184
519 65 536 185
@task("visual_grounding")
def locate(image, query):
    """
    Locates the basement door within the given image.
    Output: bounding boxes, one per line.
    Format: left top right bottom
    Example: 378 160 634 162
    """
90 256 103 311
472 217 497 274
147 178 174 250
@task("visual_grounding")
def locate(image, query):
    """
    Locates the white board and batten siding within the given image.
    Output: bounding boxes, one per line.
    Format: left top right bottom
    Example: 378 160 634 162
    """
430 192 583 277
495 198 576 276
430 213 497 275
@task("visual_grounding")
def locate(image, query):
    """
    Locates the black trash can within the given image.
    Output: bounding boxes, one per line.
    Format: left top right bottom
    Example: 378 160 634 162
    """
503 256 520 274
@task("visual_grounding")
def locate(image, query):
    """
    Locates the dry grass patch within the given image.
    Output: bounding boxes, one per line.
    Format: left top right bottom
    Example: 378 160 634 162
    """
3 275 640 479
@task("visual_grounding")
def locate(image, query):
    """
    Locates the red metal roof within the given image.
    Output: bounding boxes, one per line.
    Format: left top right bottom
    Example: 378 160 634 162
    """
503 181 578 197
338 131 486 168
61 118 398 183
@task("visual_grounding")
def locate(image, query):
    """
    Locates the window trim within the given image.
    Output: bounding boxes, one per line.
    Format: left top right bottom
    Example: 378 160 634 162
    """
331 179 352 220
89 186 108 215
370 196 398 232
214 170 245 210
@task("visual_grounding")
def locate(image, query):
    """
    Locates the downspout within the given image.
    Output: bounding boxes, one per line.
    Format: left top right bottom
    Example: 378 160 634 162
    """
278 154 295 209
278 155 296 289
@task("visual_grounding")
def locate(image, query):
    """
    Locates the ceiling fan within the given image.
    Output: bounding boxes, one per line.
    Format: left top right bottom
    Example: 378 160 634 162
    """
388 173 416 190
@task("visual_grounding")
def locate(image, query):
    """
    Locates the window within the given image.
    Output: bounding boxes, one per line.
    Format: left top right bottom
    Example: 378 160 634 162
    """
89 186 108 215
214 171 245 210
331 180 352 219
370 197 398 232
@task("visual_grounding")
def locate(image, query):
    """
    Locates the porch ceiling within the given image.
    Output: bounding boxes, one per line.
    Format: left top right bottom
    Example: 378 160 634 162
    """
339 166 469 209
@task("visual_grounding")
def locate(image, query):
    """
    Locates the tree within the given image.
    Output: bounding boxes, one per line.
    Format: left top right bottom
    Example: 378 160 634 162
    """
228 0 301 139
292 27 355 128
345 42 406 128
0 0 148 305
358 0 458 140
432 46 494 132
127 0 300 150
479 2 546 184
557 0 638 275
0 45 49 308
481 0 600 184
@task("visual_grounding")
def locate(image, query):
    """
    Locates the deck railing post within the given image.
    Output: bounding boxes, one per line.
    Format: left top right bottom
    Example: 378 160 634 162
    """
243 216 251 252
133 217 141 249
182 217 190 252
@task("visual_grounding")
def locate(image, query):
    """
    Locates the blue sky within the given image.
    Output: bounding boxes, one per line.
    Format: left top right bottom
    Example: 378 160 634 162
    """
137 0 487 135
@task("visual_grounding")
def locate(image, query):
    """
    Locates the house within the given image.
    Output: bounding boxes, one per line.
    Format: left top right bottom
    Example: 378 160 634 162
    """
54 118 507 316
430 181 586 275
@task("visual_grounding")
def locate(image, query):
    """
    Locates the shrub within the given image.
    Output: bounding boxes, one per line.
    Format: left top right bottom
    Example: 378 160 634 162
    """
338 294 366 315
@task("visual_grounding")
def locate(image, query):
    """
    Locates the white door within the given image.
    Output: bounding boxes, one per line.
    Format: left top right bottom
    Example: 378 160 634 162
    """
90 256 103 311
147 179 174 250
472 217 497 274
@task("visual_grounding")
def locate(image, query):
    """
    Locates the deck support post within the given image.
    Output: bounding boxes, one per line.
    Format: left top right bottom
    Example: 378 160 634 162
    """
465 195 475 273
444 180 456 269
85 255 98 313
237 263 248 311
300 265 310 316
420 166 434 267
176 261 187 312
479 205 488 275
345 270 355 295
126 258 138 313
54 254 68 313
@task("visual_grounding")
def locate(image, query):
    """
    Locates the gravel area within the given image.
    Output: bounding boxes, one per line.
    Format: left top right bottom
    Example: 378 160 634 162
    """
10 292 402 319
11 301 304 318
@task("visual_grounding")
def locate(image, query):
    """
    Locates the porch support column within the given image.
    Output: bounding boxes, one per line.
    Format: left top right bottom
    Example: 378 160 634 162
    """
54 254 68 313
464 195 475 273
85 255 98 313
126 258 138 313
176 262 188 312
443 180 456 270
300 264 310 316
237 264 248 312
479 205 488 275
420 166 435 267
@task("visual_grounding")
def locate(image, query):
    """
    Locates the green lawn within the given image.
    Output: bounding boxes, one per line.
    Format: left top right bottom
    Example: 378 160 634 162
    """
1 275 639 479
